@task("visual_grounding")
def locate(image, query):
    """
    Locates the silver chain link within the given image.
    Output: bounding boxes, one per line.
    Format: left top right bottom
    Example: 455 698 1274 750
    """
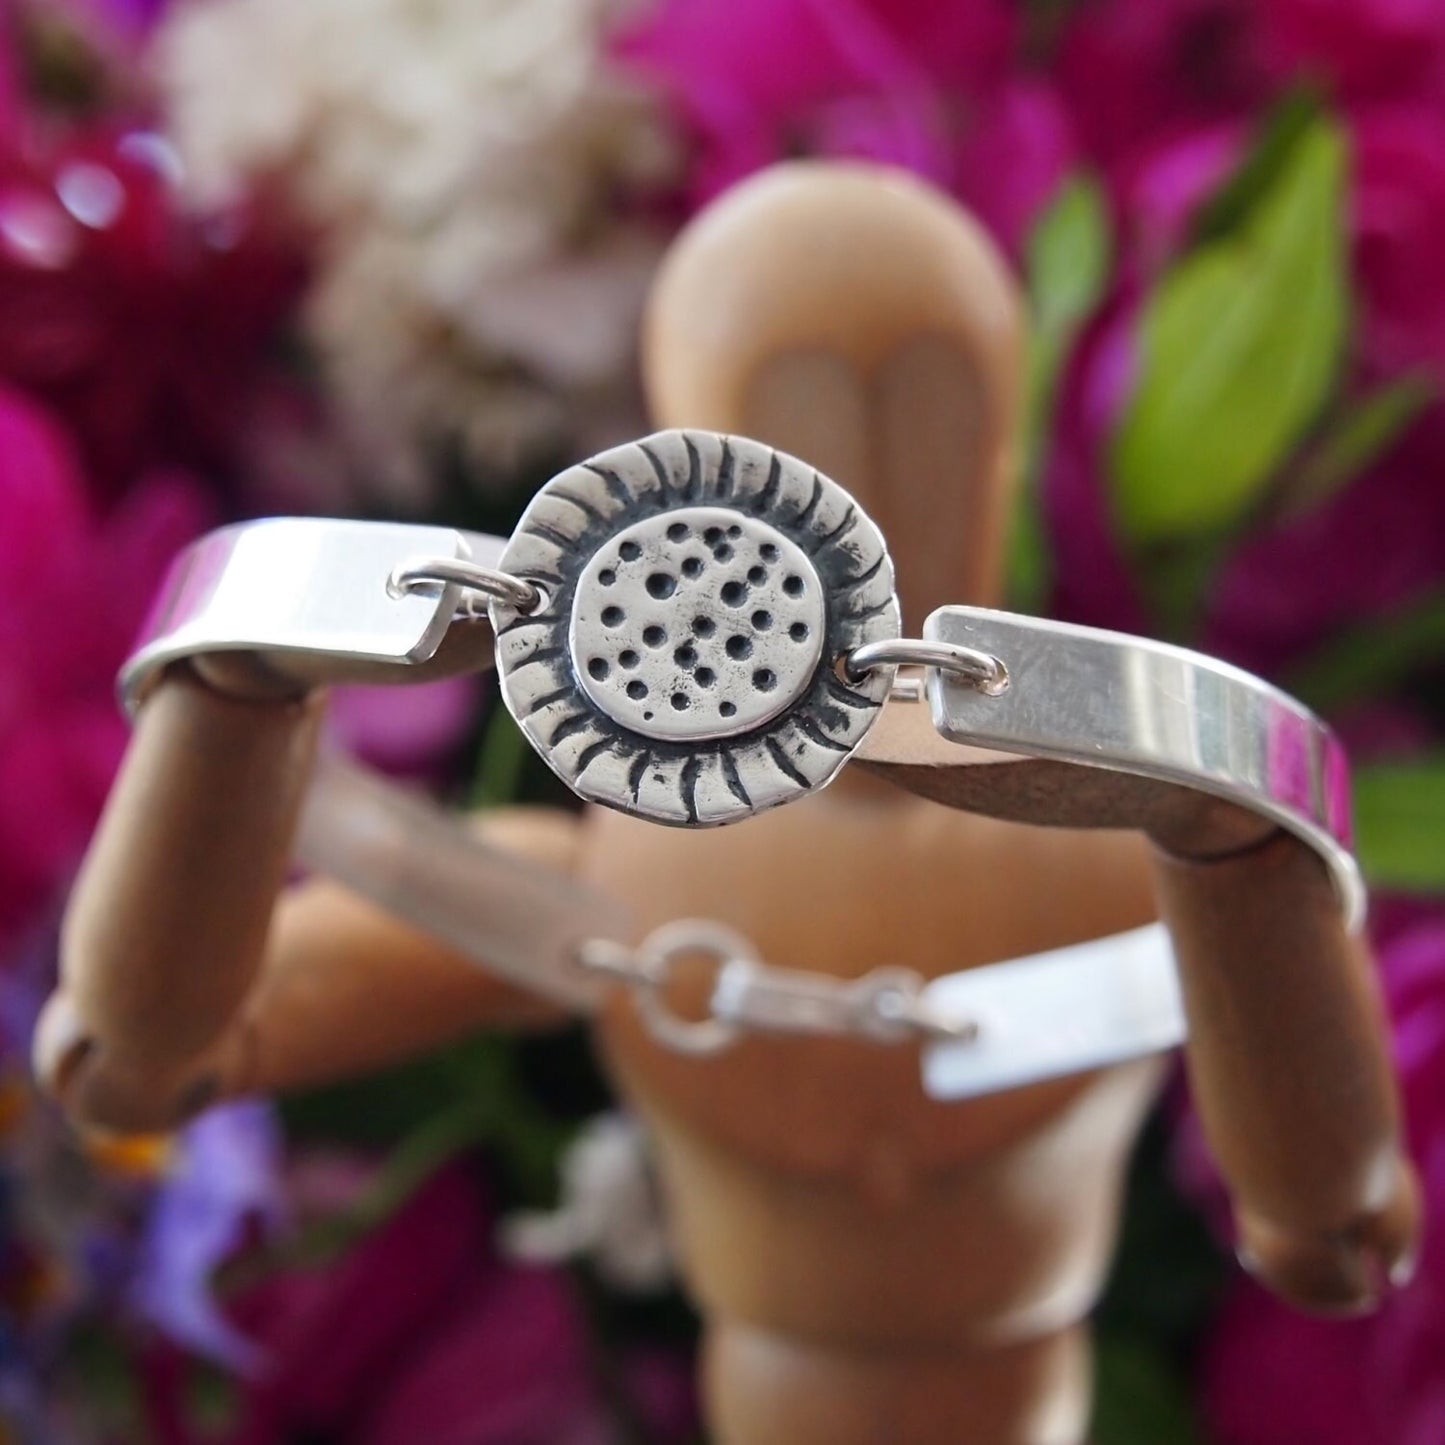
577 921 980 1057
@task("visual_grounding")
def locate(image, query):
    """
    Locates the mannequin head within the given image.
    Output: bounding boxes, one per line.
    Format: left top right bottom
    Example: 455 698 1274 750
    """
644 161 1025 628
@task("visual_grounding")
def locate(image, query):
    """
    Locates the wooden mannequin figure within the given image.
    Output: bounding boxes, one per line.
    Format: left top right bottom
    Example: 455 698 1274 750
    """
37 163 1417 1445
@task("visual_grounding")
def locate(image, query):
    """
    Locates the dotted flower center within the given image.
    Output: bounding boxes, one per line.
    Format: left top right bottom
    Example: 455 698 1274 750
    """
568 506 824 741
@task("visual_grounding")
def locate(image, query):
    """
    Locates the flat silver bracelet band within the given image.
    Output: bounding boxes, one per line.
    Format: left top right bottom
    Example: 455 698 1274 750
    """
116 428 1361 1095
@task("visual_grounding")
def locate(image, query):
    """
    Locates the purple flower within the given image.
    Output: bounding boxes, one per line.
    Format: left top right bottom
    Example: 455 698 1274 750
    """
1207 405 1445 676
129 1101 284 1374
953 78 1078 255
1055 0 1445 173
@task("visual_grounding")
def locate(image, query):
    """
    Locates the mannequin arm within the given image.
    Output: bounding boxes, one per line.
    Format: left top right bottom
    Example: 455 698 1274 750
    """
640 161 1418 1333
1152 825 1418 1311
35 668 576 1134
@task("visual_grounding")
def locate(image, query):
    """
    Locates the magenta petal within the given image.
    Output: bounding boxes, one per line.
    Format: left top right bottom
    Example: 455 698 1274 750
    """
326 676 481 777
0 392 206 947
1259 0 1445 103
0 384 88 590
614 0 1018 211
1206 404 1445 675
1200 1284 1374 1445
955 81 1079 257
226 1167 493 1440
1351 110 1445 375
1042 297 1151 634
360 1266 600 1445
1056 0 1265 168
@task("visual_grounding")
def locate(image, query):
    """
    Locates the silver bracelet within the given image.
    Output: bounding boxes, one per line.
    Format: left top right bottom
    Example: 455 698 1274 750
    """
117 427 1363 1092
123 427 1362 928
292 751 1178 1097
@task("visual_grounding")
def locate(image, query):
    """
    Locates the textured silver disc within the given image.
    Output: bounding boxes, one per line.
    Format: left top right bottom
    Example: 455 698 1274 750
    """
569 506 825 742
491 429 900 826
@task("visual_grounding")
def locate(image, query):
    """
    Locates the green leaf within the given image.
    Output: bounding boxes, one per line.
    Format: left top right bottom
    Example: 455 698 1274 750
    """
1190 88 1323 246
470 702 530 809
1096 1114 1228 1342
1092 1334 1206 1445
260 1035 578 1283
1028 175 1112 339
250 1094 502 1274
1112 116 1349 545
1352 759 1445 892
1285 373 1435 515
1011 174 1113 610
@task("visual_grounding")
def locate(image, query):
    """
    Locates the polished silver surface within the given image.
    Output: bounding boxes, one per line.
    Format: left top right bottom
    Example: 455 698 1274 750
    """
570 914 1175 1086
120 517 506 709
576 922 755 1056
114 440 1364 928
390 555 541 613
569 505 825 742
922 924 1182 1100
298 752 630 1012
492 430 900 827
845 637 1009 696
924 606 1365 928
711 959 977 1044
576 921 976 1054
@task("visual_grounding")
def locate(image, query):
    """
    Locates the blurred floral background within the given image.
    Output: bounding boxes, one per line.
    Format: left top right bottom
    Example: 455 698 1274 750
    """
1 0 1444 1440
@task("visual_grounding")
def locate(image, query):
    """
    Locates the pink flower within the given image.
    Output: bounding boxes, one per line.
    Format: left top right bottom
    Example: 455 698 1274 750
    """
1207 405 1445 676
954 79 1078 255
356 1267 609 1445
0 123 302 497
327 677 481 780
1199 906 1445 1445
1056 0 1445 172
1042 293 1152 636
0 382 206 948
143 1165 698 1445
614 0 1071 252
1056 0 1267 168
1352 109 1445 376
1257 0 1445 104
1113 123 1242 270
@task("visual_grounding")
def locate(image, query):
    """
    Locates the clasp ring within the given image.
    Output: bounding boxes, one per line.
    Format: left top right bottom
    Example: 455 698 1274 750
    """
576 922 981 1056
388 557 543 615
843 638 1009 697
576 921 757 1056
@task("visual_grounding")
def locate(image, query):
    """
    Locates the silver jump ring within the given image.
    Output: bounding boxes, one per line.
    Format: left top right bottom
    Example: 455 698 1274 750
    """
576 922 758 1057
843 638 1009 697
389 557 542 614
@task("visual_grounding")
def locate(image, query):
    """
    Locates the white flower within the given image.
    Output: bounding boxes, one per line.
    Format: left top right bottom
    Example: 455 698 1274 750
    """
501 1111 674 1292
158 0 677 500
